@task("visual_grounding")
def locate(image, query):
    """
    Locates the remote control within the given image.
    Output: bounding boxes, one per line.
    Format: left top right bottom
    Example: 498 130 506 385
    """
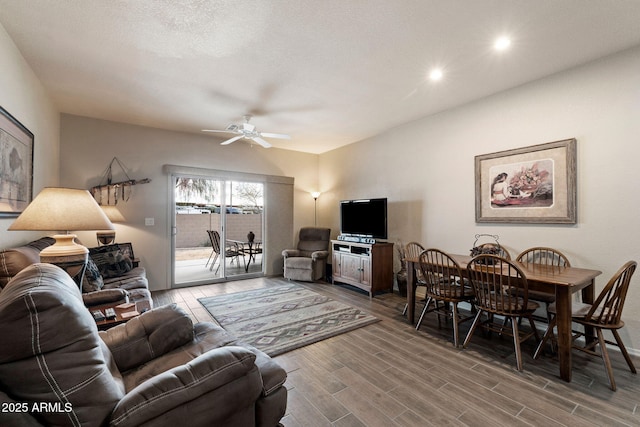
105 308 117 319
92 310 106 321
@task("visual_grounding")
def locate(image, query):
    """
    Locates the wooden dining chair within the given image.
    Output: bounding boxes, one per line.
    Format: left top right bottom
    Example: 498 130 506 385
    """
463 254 540 371
516 247 571 323
534 260 637 390
402 241 426 316
415 249 475 347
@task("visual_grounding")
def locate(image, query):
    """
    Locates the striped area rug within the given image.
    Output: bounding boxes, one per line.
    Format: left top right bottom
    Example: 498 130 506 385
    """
198 283 379 356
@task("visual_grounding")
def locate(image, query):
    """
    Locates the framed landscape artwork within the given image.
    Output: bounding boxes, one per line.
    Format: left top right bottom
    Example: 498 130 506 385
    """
0 106 34 217
475 139 577 224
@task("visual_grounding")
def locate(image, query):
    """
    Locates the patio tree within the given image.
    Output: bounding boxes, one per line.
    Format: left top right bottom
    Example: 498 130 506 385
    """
175 177 218 203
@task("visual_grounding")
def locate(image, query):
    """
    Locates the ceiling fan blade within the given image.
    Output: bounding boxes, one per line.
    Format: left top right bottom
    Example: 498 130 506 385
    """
220 135 244 145
202 129 235 133
260 132 291 140
252 137 272 148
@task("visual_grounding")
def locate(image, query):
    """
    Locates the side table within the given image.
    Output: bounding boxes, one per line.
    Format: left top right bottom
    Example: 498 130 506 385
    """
92 300 151 330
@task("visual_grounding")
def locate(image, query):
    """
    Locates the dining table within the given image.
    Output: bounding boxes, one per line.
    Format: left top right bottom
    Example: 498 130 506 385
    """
405 253 602 382
229 239 262 272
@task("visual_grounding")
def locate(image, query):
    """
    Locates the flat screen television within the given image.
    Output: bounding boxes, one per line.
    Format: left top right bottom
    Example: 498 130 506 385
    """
340 198 388 239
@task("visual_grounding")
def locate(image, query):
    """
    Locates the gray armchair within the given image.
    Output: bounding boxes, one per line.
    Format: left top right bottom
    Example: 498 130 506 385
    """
282 227 331 281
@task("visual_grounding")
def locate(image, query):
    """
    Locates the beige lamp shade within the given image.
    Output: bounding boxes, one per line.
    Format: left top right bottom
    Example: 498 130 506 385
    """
8 187 114 258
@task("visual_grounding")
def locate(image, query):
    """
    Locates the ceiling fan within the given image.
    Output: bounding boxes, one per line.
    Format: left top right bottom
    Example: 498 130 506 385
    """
202 114 291 148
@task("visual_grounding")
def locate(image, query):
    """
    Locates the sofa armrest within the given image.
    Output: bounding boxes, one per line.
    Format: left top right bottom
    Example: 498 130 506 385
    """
83 288 129 307
109 346 262 427
311 250 329 261
282 249 300 258
235 343 287 397
100 304 194 372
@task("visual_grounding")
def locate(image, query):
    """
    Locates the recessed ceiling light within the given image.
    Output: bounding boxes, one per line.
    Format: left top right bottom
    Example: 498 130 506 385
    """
429 69 443 81
494 36 511 51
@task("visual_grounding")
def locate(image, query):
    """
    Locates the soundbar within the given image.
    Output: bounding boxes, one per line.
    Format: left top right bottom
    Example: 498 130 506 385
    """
337 235 376 244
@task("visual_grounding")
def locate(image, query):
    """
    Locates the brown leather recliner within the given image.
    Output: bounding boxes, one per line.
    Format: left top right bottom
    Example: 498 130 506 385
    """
282 227 331 282
0 263 287 426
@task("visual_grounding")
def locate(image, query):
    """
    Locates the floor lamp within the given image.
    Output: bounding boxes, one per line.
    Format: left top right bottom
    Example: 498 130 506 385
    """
311 192 321 226
8 187 114 288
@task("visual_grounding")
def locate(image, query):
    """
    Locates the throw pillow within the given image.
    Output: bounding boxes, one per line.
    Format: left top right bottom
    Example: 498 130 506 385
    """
89 245 133 279
82 258 104 292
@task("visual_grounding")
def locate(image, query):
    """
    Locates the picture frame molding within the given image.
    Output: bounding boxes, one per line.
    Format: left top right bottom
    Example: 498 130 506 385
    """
475 138 577 224
0 106 34 217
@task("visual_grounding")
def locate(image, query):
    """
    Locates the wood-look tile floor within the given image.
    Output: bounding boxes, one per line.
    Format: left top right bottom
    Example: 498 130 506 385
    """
152 277 640 427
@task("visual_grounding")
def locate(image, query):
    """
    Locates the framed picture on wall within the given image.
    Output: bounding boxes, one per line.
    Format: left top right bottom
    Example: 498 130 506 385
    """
0 106 34 217
475 138 577 224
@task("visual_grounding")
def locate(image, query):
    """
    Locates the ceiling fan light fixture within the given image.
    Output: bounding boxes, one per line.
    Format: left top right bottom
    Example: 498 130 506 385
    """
202 113 290 148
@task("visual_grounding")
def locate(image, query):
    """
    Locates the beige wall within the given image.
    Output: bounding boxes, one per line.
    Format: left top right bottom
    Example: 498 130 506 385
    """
59 115 318 291
4 16 640 352
319 46 640 352
0 23 60 247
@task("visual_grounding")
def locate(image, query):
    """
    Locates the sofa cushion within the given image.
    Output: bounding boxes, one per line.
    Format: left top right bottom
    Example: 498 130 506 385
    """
0 237 54 289
100 304 195 372
117 322 237 391
90 245 134 279
82 257 105 292
286 257 314 270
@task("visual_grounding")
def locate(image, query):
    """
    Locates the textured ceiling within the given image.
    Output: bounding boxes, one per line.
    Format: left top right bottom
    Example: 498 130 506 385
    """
2 1 640 153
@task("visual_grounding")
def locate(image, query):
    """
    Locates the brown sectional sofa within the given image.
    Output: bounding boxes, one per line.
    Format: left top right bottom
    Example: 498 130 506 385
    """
0 237 152 307
0 263 287 426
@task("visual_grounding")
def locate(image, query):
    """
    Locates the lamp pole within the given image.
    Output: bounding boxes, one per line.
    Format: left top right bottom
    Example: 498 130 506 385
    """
311 192 321 225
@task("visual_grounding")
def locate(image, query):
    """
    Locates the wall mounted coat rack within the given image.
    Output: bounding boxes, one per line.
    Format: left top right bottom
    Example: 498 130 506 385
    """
90 157 151 205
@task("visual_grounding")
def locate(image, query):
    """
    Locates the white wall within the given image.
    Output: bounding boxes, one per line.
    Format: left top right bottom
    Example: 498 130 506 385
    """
0 23 60 247
319 46 640 351
59 115 318 291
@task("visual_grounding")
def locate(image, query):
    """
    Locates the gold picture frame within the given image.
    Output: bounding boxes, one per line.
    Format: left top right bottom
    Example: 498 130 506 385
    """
475 139 577 224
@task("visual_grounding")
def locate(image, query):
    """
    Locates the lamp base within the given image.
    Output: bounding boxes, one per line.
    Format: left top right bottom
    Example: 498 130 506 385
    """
96 230 116 246
40 234 88 259
39 235 89 290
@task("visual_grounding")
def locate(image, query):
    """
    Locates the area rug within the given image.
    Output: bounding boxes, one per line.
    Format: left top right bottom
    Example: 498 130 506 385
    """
198 283 379 356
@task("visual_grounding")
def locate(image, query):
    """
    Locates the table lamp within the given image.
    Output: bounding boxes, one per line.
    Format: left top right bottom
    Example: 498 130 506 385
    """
8 187 114 262
97 205 126 245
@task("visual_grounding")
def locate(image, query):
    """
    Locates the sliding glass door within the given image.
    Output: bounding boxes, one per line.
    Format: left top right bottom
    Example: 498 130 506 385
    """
172 174 264 287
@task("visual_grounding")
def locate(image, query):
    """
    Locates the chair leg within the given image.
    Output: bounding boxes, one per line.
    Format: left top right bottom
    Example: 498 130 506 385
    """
415 297 432 331
612 329 637 374
463 310 483 348
205 249 215 268
452 303 460 347
527 314 541 343
533 316 556 359
596 329 617 391
402 303 408 316
511 316 524 371
209 254 219 272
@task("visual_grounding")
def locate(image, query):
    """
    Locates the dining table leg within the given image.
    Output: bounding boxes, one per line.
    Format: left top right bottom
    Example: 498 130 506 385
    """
555 279 596 382
555 285 573 382
406 260 416 324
